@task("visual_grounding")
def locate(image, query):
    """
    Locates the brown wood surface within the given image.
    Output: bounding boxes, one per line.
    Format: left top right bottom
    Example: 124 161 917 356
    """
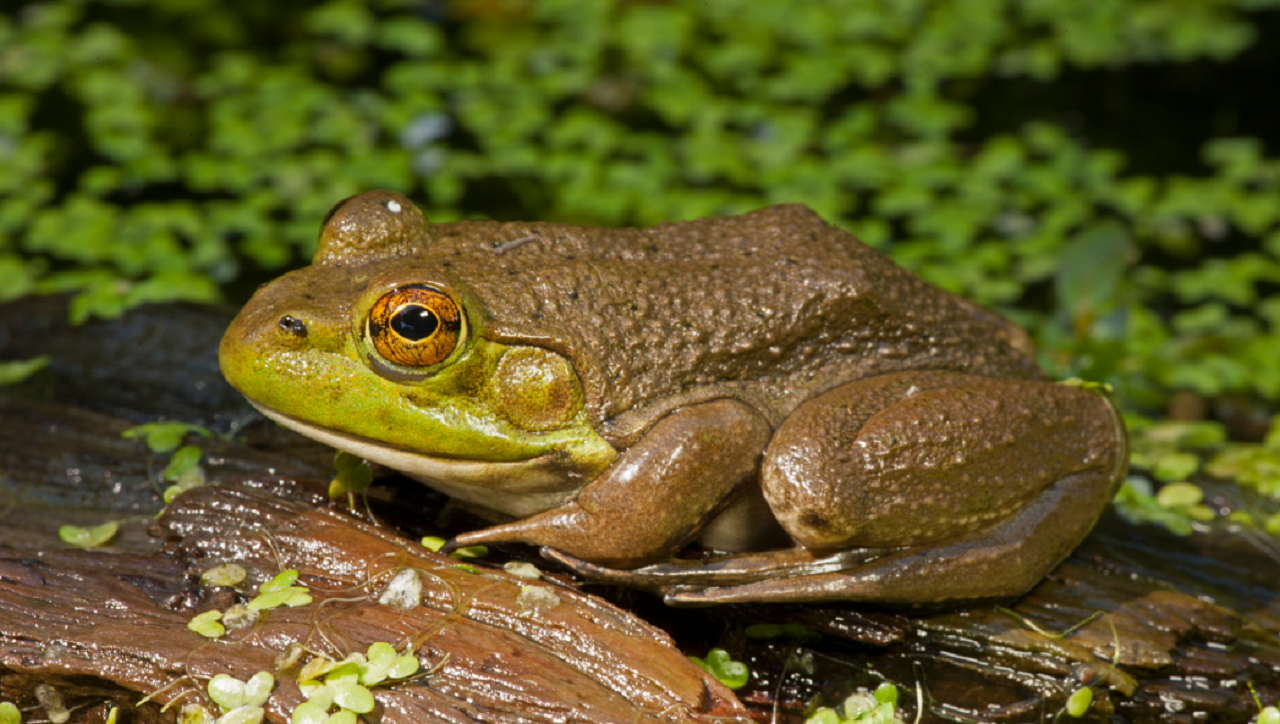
0 474 749 724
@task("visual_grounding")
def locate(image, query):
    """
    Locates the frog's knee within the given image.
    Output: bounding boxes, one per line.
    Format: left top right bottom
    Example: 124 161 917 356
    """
760 375 1126 552
758 389 895 550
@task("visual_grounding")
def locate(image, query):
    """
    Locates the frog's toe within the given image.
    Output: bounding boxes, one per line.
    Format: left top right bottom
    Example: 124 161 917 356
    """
542 545 885 594
663 573 857 605
539 547 721 587
539 547 634 580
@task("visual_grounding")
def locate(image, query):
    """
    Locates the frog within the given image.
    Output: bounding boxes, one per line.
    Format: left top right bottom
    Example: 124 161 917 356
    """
219 190 1128 606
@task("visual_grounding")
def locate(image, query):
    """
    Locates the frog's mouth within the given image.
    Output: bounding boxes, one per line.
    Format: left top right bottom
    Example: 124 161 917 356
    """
246 400 579 518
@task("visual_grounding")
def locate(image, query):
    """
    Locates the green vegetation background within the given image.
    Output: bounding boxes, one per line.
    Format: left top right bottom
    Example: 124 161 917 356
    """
4 0 1280 523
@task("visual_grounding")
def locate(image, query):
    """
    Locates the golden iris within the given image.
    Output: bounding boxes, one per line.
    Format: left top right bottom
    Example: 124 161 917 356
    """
368 285 462 367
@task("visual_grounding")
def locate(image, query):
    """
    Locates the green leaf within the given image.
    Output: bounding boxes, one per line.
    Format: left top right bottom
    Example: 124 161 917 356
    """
1155 483 1213 522
329 452 372 498
1 701 22 724
1206 443 1280 496
289 701 329 724
804 708 841 724
0 356 50 386
377 18 442 57
187 610 226 639
331 683 374 714
248 588 313 610
387 655 419 681
1203 137 1262 179
1066 686 1093 717
207 673 273 712
1140 420 1228 448
744 624 784 639
213 707 264 724
1152 453 1200 483
164 464 206 503
207 674 247 710
1266 416 1280 449
360 642 397 686
121 422 213 454
366 642 396 663
863 702 897 724
690 648 749 690
1112 478 1195 535
1055 220 1135 329
1173 255 1280 307
449 545 488 560
164 445 204 482
324 659 364 685
0 256 40 304
249 570 312 609
299 659 337 687
242 673 275 708
304 0 376 45
59 521 119 548
260 569 300 593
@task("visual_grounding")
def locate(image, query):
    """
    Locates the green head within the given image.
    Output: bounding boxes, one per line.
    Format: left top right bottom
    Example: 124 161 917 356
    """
218 191 616 514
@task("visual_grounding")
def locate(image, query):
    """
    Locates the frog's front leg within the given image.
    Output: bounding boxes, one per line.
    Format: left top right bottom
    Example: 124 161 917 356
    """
448 398 772 569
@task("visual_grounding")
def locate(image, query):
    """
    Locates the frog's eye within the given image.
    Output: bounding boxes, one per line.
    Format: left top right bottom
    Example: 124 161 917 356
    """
368 285 463 368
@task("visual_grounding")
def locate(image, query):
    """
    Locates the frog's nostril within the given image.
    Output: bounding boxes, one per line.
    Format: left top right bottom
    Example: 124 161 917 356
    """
278 315 309 338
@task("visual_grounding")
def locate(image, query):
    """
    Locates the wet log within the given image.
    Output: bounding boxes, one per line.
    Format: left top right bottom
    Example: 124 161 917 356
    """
0 476 749 724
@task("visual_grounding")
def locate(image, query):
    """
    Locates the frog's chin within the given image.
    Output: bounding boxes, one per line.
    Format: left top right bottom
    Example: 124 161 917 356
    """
245 400 577 518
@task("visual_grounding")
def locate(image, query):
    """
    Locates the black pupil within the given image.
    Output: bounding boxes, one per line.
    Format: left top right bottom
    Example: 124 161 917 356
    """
392 305 439 340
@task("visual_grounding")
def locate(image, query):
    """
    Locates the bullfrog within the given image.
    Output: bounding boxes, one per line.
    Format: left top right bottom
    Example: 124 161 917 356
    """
219 190 1128 606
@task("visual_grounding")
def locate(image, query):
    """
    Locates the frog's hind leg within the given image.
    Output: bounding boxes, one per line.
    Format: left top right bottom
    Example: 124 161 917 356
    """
546 464 1119 605
666 467 1113 605
674 370 1128 606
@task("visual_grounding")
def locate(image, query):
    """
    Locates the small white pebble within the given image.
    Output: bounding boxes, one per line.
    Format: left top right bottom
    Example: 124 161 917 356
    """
386 200 402 213
379 568 423 609
516 585 560 616
842 692 878 718
793 650 816 675
274 642 306 671
202 563 248 588
35 684 69 724
503 561 543 580
222 603 260 633
41 643 68 661
179 704 216 724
